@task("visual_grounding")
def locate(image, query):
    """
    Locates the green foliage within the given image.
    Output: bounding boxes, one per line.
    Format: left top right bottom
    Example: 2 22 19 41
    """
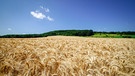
0 30 135 38
92 31 135 38
0 34 46 38
0 30 94 38
43 30 94 36
122 36 132 38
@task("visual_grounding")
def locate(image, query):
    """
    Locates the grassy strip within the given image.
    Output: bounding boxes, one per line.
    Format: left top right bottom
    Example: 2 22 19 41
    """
92 33 135 38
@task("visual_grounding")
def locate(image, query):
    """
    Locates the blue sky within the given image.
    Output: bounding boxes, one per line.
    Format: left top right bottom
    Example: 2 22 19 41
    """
0 0 135 35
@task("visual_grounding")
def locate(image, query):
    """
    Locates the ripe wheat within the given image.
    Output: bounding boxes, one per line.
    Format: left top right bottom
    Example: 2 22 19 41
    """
0 36 135 76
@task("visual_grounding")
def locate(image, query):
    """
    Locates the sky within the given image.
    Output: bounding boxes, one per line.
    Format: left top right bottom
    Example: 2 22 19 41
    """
0 0 135 35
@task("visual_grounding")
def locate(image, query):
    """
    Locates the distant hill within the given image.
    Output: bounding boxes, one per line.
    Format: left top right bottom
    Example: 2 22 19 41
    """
0 30 94 38
0 30 135 38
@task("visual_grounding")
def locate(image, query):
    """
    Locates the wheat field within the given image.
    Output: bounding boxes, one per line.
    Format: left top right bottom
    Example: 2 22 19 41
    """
0 36 135 76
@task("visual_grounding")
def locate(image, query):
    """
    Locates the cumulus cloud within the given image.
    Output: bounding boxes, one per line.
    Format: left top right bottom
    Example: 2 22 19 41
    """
30 11 46 19
8 28 12 31
30 6 54 21
45 8 50 12
47 16 54 21
40 6 50 12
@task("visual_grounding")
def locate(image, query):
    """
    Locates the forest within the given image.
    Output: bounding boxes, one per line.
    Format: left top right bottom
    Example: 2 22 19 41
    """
0 30 135 38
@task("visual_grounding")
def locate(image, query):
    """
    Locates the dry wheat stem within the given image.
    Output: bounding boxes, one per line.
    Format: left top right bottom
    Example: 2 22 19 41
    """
0 36 135 76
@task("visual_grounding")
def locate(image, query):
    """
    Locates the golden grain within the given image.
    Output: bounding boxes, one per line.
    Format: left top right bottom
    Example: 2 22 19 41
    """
0 36 135 76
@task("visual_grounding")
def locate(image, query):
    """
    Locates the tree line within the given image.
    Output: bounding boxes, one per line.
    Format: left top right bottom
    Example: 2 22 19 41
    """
0 30 135 38
95 31 135 35
0 30 94 38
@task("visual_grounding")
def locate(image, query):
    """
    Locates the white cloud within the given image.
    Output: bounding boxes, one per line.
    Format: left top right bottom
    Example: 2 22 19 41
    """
40 6 50 12
45 8 50 12
8 28 12 31
47 16 54 21
30 6 54 21
30 11 46 19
